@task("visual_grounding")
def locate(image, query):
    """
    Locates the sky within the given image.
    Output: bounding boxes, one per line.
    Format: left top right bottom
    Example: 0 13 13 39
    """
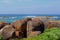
0 0 60 15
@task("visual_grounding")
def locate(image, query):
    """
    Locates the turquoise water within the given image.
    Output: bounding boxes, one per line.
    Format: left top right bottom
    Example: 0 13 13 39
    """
0 16 25 23
0 16 60 23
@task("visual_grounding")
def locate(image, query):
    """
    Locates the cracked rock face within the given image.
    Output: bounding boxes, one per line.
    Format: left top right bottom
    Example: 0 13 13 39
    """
1 25 15 40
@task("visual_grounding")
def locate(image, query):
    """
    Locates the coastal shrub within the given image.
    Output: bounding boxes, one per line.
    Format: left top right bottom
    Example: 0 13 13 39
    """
0 35 2 40
22 27 60 40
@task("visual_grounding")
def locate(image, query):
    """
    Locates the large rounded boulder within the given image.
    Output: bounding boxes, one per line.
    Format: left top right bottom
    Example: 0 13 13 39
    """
31 17 44 32
1 25 15 40
12 18 32 38
27 17 45 37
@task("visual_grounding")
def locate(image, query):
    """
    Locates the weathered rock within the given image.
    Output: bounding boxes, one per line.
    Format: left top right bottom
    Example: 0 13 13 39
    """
12 18 31 31
27 31 41 37
0 21 10 29
28 17 44 32
14 31 23 38
44 20 58 29
1 25 15 40
27 17 45 37
12 18 31 38
27 21 33 32
0 21 4 29
3 22 10 25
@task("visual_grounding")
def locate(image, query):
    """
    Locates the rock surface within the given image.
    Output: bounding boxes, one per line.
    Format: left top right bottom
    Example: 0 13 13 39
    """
27 17 45 37
27 31 41 38
0 21 10 29
0 17 60 40
12 18 32 38
12 18 31 31
44 20 58 29
27 17 44 32
1 25 15 40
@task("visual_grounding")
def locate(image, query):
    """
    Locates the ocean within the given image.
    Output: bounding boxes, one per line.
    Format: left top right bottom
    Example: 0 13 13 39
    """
0 15 60 23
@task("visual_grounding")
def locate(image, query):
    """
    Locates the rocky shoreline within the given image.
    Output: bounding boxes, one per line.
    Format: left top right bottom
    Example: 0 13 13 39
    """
0 17 60 40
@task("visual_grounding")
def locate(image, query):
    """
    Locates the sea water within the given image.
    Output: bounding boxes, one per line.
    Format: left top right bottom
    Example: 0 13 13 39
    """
0 15 60 23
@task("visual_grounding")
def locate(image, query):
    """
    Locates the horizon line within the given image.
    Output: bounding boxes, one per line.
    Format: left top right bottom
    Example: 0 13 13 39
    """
0 14 60 16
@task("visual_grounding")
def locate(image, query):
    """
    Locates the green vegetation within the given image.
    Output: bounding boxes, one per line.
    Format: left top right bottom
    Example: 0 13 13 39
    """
0 35 2 40
22 27 60 40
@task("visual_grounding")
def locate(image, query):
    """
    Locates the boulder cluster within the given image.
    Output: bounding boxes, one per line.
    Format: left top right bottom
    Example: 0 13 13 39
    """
0 17 60 40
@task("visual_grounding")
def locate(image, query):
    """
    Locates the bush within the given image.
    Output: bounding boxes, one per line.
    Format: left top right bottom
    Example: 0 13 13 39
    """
0 35 2 40
22 27 60 40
